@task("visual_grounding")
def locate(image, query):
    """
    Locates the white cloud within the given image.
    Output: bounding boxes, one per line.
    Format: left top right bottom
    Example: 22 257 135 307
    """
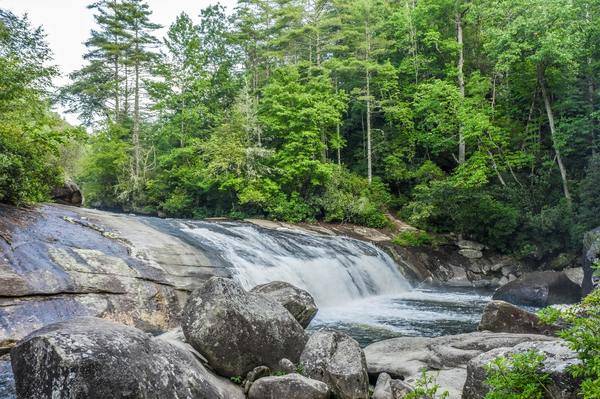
0 0 236 124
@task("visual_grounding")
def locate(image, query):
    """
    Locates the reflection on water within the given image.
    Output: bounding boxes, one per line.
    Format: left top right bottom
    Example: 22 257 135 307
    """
308 287 492 347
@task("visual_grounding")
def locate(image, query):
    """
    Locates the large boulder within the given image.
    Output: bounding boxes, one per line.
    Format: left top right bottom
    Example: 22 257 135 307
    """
10 317 244 399
251 281 318 328
582 227 600 295
492 271 581 307
462 340 580 399
478 300 559 335
364 332 557 398
0 355 15 399
300 330 369 399
182 277 307 377
248 374 330 399
51 180 83 206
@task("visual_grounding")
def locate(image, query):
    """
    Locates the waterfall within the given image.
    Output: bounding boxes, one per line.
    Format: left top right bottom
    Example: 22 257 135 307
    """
175 220 410 306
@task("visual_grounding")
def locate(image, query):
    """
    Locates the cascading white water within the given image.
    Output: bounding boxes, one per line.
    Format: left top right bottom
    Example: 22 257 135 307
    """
178 220 410 306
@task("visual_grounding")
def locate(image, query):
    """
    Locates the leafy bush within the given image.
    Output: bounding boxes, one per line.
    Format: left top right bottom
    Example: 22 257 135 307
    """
538 270 600 399
404 369 449 399
484 350 550 399
393 231 434 247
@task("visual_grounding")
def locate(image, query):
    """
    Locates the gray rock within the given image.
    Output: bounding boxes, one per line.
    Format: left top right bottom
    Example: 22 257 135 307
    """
300 330 369 399
0 356 15 399
583 227 600 294
459 249 483 259
372 372 412 399
52 180 83 206
248 373 330 399
251 281 318 328
498 276 509 286
478 300 559 335
278 358 296 374
463 340 580 399
182 277 307 377
492 271 582 307
247 366 272 383
10 317 244 399
364 332 557 398
563 267 584 286
457 240 485 251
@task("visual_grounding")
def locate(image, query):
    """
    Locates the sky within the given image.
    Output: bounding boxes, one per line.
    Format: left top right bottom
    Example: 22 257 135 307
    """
0 0 236 124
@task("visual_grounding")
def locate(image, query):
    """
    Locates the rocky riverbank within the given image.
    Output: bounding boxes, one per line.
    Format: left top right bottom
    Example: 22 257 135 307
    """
0 203 594 398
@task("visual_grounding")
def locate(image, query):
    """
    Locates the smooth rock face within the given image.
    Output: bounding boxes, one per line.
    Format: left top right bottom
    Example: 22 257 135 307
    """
182 277 307 377
248 374 330 399
364 332 557 398
10 317 244 399
251 281 318 328
463 340 580 399
459 249 483 259
479 300 559 335
492 271 582 307
0 204 229 353
300 330 369 399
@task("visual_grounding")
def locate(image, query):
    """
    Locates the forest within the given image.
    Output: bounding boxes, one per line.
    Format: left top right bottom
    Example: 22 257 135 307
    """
1 0 599 262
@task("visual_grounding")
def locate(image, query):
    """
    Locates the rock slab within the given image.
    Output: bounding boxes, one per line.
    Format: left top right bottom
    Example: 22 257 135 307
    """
251 281 318 328
182 277 307 377
492 271 581 307
300 330 369 399
248 374 330 399
10 317 244 399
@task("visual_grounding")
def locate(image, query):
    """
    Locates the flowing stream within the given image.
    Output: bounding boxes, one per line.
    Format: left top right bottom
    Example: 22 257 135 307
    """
153 219 490 346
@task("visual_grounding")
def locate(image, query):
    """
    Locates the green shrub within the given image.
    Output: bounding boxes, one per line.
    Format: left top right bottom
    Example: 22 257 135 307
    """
404 369 449 399
393 230 434 247
484 350 550 399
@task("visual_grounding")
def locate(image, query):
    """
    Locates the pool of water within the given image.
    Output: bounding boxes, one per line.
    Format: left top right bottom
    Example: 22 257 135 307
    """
308 287 492 347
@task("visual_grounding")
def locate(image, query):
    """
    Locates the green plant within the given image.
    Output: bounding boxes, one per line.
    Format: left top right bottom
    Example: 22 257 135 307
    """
404 369 449 399
484 350 551 399
393 230 434 247
229 376 242 385
295 363 304 376
538 266 600 399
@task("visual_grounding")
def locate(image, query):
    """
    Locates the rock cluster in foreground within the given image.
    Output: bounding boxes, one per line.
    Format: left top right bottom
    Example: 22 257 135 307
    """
8 276 582 399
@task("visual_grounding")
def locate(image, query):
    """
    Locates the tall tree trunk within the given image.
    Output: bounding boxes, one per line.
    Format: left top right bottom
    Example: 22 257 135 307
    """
114 57 120 121
132 32 141 189
366 68 372 183
456 10 466 164
337 123 341 166
588 57 596 155
538 66 572 205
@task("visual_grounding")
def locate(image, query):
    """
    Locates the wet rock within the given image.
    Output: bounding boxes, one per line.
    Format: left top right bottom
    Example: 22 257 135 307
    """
364 332 557 398
0 355 15 399
463 340 580 399
478 300 559 335
300 330 369 399
492 271 582 307
251 281 318 328
51 180 83 206
10 317 244 399
248 373 330 399
182 277 307 377
372 372 412 399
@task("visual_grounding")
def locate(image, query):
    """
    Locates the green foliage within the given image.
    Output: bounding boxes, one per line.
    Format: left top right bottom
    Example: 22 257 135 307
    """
392 231 434 247
484 350 551 399
538 281 600 399
404 369 449 399
229 376 242 385
0 9 78 205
